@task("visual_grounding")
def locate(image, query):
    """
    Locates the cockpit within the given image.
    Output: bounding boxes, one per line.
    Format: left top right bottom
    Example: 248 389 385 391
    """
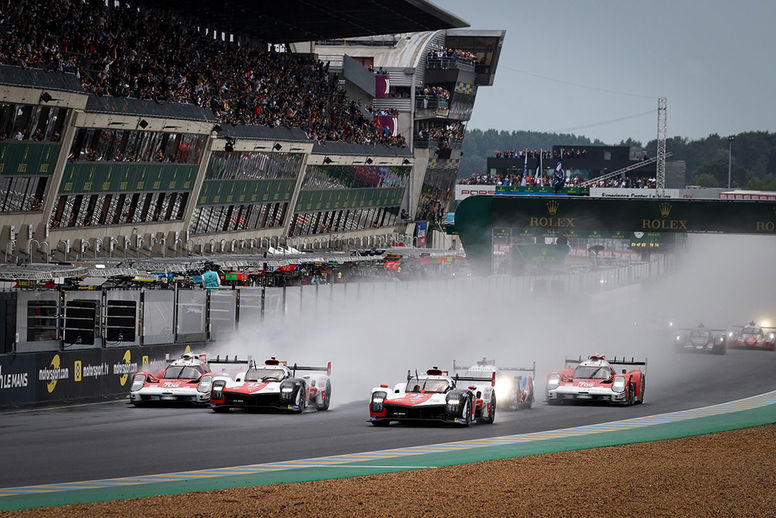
406 379 451 393
573 365 612 380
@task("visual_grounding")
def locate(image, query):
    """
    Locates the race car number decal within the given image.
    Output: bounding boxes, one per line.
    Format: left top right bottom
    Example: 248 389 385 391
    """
576 382 595 388
162 382 182 388
387 393 435 406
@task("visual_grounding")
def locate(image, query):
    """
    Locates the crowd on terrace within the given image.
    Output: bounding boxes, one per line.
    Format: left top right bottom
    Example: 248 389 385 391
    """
495 148 588 159
0 0 406 147
416 122 465 147
459 173 657 189
426 47 477 64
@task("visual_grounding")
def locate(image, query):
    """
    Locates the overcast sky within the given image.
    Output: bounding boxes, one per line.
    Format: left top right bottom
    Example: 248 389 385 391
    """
436 0 776 145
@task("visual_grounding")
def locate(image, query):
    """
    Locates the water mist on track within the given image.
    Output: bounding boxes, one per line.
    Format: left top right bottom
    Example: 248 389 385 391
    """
211 234 776 409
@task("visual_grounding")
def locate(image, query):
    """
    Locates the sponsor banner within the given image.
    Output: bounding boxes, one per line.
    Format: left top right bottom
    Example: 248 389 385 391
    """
375 75 390 98
496 186 590 196
374 115 398 137
455 185 496 200
4 344 189 407
590 188 679 199
0 354 35 407
415 221 427 247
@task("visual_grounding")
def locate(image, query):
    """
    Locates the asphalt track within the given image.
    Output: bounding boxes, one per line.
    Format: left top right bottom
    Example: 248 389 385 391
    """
1 347 775 489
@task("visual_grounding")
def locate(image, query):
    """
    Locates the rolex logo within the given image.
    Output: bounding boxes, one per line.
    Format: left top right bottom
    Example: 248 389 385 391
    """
546 200 559 215
659 202 672 218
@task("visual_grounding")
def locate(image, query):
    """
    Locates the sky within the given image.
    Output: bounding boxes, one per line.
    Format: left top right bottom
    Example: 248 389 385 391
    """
435 0 776 145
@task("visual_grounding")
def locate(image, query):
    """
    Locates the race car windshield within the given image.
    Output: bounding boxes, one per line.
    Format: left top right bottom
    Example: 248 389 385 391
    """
573 366 611 380
406 379 450 393
690 330 710 338
162 365 203 379
742 327 761 335
245 368 286 382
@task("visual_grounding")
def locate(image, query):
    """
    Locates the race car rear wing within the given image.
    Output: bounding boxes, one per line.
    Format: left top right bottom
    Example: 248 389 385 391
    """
452 360 536 377
454 372 496 387
292 362 332 377
677 328 727 333
208 355 253 365
565 356 647 372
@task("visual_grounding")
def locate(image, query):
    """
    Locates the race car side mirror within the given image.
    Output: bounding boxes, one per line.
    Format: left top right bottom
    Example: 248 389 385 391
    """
622 369 626 374
476 391 481 398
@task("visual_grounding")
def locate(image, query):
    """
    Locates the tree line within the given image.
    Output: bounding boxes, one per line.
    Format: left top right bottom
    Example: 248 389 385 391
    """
461 129 776 189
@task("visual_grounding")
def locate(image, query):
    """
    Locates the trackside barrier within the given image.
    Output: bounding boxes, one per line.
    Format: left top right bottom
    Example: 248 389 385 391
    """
0 343 189 408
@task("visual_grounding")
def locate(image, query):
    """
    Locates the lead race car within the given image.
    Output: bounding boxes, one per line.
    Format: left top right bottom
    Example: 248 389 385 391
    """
729 321 776 351
674 323 727 355
545 354 646 406
369 367 496 426
130 353 248 406
453 358 535 410
210 357 331 413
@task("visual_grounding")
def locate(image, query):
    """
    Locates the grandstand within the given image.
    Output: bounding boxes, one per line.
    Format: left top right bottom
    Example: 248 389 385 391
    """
0 0 503 263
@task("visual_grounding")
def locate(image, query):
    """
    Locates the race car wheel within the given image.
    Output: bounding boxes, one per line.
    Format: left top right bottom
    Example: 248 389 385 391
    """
293 382 306 413
316 380 331 411
636 377 645 404
626 383 635 406
458 396 471 426
481 394 496 424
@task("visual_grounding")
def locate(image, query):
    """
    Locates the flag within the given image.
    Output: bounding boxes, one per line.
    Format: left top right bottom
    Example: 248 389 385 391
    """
553 160 565 190
523 151 528 180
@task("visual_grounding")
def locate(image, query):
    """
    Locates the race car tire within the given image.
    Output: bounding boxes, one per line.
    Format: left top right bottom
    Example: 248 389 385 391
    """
626 383 635 406
458 396 472 426
316 380 331 411
714 343 726 355
636 377 645 404
212 406 229 413
481 394 496 424
293 382 306 413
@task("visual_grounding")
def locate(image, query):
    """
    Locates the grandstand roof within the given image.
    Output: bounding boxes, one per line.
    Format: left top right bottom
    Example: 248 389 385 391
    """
139 0 468 43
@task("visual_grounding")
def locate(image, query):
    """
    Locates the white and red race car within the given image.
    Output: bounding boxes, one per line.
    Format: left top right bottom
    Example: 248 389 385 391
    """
545 355 646 406
210 357 331 413
729 321 776 351
453 358 535 410
129 353 248 406
369 367 496 426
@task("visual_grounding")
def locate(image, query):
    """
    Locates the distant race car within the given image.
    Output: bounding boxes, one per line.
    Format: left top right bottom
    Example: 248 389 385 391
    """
728 321 776 351
210 357 331 413
545 354 646 406
369 367 496 426
453 358 535 410
130 353 248 406
674 324 727 355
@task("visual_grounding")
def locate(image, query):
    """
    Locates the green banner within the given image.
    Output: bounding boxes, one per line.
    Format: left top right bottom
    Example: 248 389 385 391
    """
294 188 404 212
59 162 198 194
197 179 296 206
496 227 661 241
494 185 589 196
0 141 60 176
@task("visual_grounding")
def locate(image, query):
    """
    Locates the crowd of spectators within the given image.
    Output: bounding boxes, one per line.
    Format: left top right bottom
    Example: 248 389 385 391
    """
415 86 451 101
459 173 657 189
494 148 588 159
0 0 406 147
417 122 465 147
426 47 477 65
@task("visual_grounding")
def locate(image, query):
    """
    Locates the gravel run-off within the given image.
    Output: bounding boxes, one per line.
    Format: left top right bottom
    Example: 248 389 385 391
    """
2 424 775 518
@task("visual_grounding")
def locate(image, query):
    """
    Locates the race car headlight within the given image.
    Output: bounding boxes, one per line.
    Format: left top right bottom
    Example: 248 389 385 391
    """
546 374 561 391
770 334 774 340
446 393 463 414
279 381 298 400
494 379 513 400
211 379 226 400
612 376 626 393
371 391 387 412
197 376 212 393
729 332 734 337
676 335 681 341
130 374 146 392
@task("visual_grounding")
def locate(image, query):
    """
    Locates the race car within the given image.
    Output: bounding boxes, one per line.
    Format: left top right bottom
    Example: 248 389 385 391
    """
369 367 496 426
729 321 776 351
674 323 727 355
130 353 248 406
453 358 535 410
545 354 646 406
210 357 331 413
